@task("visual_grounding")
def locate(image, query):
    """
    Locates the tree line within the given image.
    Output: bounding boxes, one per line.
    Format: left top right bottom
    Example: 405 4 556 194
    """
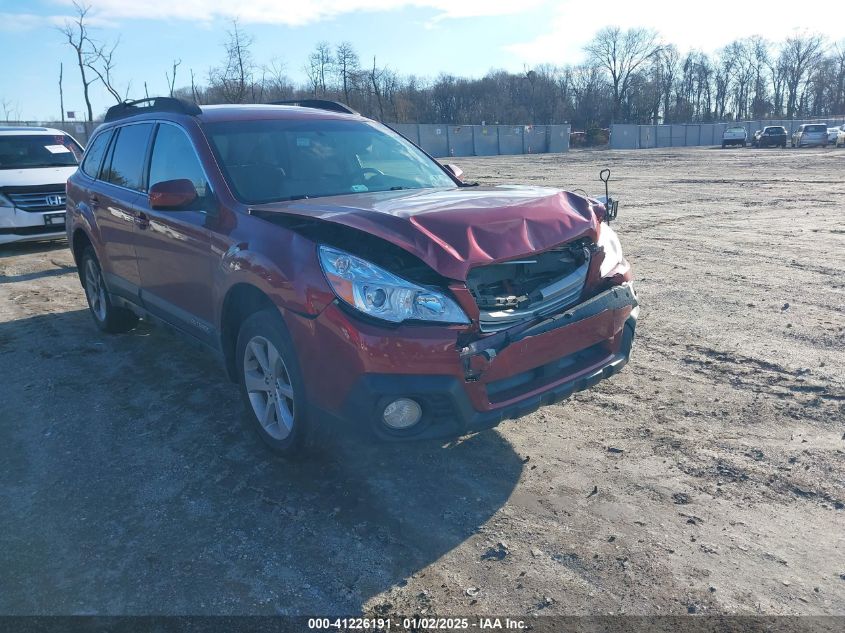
56 3 845 129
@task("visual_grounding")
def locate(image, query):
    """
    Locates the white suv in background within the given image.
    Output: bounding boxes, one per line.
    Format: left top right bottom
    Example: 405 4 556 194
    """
721 126 748 148
0 126 83 245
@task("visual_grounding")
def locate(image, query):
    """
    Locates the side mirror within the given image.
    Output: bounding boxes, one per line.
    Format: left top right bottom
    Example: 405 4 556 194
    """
149 178 198 210
444 163 464 181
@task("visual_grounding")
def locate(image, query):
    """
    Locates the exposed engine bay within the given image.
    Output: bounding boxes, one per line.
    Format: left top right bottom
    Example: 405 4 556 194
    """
467 239 593 332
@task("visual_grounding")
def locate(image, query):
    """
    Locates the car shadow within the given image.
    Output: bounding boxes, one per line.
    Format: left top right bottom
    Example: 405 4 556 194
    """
0 266 77 285
0 240 69 260
0 309 523 615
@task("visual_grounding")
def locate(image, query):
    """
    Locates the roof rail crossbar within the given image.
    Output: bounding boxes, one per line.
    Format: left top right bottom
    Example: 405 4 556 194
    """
104 97 202 122
270 99 358 115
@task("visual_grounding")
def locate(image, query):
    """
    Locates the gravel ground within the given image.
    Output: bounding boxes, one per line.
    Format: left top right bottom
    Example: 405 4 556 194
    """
0 147 843 617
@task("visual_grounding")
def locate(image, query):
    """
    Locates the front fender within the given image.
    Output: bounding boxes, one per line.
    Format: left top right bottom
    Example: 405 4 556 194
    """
216 229 335 325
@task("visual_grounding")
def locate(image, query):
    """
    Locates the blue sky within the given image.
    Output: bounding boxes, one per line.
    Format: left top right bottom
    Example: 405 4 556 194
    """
1 0 842 120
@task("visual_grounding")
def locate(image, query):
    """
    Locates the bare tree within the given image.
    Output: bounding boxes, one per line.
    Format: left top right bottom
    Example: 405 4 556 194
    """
780 33 825 118
85 38 128 104
657 46 679 122
59 63 65 124
209 19 254 103
190 68 200 103
370 57 385 120
334 42 360 104
58 1 95 121
166 59 182 97
585 26 662 122
263 59 293 101
305 42 333 96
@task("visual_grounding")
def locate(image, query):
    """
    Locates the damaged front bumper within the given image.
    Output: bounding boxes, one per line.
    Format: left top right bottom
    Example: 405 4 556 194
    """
290 281 639 441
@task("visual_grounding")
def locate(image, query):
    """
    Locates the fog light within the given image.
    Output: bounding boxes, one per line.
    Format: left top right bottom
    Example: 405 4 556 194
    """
382 398 422 430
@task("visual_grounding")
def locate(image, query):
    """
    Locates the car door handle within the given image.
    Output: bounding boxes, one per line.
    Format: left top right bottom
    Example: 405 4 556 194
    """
135 211 150 230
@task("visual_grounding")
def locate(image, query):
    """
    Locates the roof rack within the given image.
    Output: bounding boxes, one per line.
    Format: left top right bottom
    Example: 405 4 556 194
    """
270 99 358 115
104 97 202 122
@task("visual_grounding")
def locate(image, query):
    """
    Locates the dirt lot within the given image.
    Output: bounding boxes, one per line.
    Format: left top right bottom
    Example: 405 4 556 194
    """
1 147 843 617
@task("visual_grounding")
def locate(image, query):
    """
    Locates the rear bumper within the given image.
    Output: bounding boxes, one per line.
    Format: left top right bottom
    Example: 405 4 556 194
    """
291 282 638 441
796 138 827 147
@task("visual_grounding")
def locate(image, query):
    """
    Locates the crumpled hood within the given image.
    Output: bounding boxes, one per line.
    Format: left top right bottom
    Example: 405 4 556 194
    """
250 185 599 280
0 166 77 188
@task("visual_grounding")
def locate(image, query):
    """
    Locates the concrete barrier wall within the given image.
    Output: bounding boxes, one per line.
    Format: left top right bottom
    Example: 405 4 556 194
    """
446 126 473 157
611 118 845 149
548 124 571 152
474 126 498 155
391 123 571 157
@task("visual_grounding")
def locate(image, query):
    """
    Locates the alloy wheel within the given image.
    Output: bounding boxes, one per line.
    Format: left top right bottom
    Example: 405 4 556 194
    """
84 258 107 322
243 335 295 440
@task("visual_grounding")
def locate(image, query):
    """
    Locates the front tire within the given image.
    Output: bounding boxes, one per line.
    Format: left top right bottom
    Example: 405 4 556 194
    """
81 247 138 333
236 309 308 456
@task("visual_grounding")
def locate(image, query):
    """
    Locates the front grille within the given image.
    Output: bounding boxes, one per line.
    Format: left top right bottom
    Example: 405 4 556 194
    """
1 185 66 212
468 241 592 333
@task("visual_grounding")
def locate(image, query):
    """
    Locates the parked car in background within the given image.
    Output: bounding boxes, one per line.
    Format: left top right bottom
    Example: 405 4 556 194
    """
65 97 638 456
0 126 83 245
791 124 828 148
836 125 845 148
722 126 748 148
827 126 841 145
751 126 788 148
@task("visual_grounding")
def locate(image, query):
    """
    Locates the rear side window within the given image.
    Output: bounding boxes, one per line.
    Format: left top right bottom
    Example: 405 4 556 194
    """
81 130 112 178
103 123 153 191
148 124 207 198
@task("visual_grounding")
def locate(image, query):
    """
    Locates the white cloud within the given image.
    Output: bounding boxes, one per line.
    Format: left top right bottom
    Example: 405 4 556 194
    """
504 0 845 67
43 0 542 26
0 12 74 31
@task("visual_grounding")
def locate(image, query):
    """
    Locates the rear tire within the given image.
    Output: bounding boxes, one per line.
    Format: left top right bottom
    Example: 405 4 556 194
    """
235 309 308 456
81 247 138 333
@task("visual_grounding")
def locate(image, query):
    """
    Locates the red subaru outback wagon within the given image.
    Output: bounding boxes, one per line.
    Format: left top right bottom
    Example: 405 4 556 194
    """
66 97 637 455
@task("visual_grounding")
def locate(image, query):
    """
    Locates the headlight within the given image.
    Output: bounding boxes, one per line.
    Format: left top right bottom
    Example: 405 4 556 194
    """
318 245 470 324
597 222 625 277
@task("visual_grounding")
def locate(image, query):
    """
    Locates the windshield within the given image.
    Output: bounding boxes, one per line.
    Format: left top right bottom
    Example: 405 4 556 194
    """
0 134 83 169
765 127 786 134
804 125 826 133
727 127 745 133
204 118 457 204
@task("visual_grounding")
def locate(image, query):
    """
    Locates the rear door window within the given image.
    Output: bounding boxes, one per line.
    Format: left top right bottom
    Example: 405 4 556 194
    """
81 130 113 178
103 123 153 191
805 125 826 133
